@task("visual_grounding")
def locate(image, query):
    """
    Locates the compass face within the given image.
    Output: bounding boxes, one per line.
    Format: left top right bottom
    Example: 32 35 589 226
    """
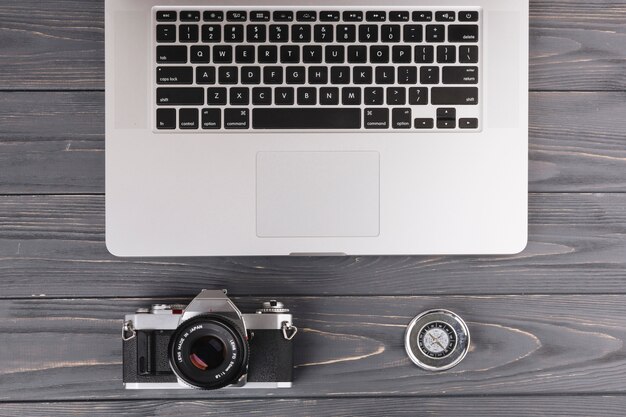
418 321 457 358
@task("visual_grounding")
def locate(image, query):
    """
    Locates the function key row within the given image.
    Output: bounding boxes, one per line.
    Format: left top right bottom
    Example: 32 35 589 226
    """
157 10 479 23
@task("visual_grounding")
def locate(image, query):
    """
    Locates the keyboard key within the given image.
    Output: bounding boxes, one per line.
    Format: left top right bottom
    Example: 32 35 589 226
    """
343 11 363 22
370 46 389 63
201 108 221 129
392 46 411 63
156 11 176 22
297 11 317 21
230 87 250 105
156 66 193 84
403 25 422 43
263 66 283 84
398 66 417 84
442 66 478 84
253 108 360 129
448 25 479 42
218 66 238 84
386 87 405 104
292 25 312 42
235 45 255 63
326 46 345 63
250 11 270 22
286 66 306 84
203 11 223 22
366 11 386 22
179 25 199 42
202 25 221 42
409 87 428 105
196 66 216 84
180 11 200 22
280 45 300 63
437 119 456 129
342 87 361 104
459 11 479 22
389 11 409 22
459 45 479 63
435 11 455 22
437 45 456 63
179 108 198 129
364 87 384 105
376 67 395 84
269 25 289 42
273 11 294 22
207 87 227 105
431 87 479 105
414 118 434 129
364 108 389 129
348 46 367 63
337 25 356 42
308 66 328 84
259 45 278 63
190 46 210 63
297 87 317 105
156 108 176 129
420 66 439 84
437 108 456 119
213 45 233 63
331 66 350 84
224 25 244 42
359 25 379 42
426 25 445 42
320 87 339 105
459 118 479 128
381 25 401 42
275 87 295 105
157 87 204 105
414 45 434 63
320 11 340 22
224 108 250 129
413 11 433 22
303 46 323 63
392 108 412 129
247 24 266 42
314 25 334 42
241 66 261 84
353 67 372 84
156 25 176 42
227 11 247 21
252 87 272 105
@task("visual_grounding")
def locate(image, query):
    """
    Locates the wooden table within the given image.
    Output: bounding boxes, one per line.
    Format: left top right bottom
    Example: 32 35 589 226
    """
1 0 625 415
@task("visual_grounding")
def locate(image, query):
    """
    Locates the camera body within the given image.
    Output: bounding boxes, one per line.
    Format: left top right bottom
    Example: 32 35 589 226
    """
122 290 295 389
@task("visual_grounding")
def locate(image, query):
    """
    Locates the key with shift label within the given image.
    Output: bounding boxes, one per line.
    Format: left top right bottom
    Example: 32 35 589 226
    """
431 87 478 105
253 108 361 129
156 88 204 105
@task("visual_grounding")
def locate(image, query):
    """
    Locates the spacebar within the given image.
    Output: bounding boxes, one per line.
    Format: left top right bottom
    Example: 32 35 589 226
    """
253 108 361 129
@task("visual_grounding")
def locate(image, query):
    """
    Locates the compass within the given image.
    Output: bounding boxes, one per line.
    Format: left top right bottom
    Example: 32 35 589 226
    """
405 310 470 371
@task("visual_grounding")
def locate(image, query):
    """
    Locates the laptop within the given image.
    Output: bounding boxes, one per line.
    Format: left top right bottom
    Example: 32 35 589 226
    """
105 0 528 256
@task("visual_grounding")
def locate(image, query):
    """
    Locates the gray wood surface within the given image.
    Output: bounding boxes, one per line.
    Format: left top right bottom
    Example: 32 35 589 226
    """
0 0 625 414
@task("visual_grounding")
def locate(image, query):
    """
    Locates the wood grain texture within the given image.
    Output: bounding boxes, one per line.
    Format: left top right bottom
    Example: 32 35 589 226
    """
0 296 625 401
0 1 625 90
1 91 625 194
1 397 626 417
2 193 626 297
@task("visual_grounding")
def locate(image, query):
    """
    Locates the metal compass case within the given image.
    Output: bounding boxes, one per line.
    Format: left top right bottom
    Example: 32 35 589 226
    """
105 0 528 256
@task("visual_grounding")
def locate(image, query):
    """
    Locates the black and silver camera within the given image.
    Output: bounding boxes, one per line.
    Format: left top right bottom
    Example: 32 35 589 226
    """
122 290 297 389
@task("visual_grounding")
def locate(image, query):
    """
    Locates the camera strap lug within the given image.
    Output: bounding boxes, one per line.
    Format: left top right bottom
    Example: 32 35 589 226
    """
122 320 136 341
281 321 298 341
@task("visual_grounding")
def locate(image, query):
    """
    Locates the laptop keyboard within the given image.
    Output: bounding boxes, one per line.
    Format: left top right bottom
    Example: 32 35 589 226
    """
154 8 481 131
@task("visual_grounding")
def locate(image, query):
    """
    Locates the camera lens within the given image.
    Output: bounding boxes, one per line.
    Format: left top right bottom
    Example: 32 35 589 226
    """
169 315 249 389
189 336 226 371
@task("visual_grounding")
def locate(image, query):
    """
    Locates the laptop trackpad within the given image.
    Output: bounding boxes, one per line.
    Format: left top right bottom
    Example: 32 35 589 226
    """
256 151 380 237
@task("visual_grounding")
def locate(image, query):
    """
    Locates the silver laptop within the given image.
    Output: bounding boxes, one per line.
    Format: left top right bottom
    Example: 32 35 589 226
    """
105 0 528 256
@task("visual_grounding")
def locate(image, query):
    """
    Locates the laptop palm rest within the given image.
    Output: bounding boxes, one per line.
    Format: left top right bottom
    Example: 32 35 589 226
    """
256 151 380 238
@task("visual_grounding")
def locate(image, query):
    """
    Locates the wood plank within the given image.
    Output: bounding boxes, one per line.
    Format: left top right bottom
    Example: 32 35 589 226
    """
0 1 624 90
1 397 625 416
1 91 625 194
2 193 626 297
0 295 624 400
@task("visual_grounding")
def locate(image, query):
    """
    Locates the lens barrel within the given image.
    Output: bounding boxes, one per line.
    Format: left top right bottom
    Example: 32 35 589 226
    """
168 315 249 389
